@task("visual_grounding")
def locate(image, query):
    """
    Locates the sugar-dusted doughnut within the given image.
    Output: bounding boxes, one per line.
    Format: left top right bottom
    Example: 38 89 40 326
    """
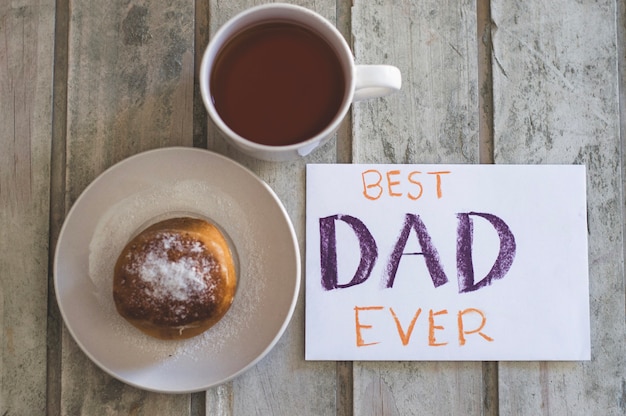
113 217 236 340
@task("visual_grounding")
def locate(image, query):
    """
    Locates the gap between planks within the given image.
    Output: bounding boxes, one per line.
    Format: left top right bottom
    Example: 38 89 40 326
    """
477 0 498 414
47 0 70 414
477 0 495 165
618 0 626 347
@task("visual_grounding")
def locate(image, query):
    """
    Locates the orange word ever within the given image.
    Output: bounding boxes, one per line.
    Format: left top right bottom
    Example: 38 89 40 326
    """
361 169 451 201
354 306 494 347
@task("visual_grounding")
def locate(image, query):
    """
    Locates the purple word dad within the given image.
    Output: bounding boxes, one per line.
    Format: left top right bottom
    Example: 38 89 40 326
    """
319 212 516 293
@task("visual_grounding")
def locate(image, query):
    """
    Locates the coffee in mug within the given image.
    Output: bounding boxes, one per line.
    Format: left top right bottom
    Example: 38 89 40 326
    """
211 22 346 147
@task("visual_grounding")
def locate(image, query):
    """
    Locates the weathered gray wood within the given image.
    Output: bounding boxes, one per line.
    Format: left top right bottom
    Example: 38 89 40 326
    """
3 0 624 413
351 1 484 415
205 2 343 415
351 0 479 166
0 1 55 414
491 0 626 414
60 0 196 413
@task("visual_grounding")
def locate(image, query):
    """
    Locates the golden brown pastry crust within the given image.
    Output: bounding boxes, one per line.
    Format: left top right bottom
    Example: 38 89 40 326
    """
113 217 237 340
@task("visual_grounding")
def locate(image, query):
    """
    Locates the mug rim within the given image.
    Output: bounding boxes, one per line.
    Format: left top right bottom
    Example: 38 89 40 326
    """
199 3 356 154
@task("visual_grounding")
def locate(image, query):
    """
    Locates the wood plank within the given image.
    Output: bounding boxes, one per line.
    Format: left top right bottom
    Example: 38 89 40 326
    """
0 1 55 414
205 1 344 414
491 0 626 414
351 1 484 415
59 0 196 413
351 0 480 165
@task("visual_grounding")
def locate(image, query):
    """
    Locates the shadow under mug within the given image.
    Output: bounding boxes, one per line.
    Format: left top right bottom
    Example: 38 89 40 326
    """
200 3 401 162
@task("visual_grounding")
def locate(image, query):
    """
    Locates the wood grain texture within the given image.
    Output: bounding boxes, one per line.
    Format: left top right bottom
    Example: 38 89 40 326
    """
351 1 484 415
59 0 196 413
65 0 195 202
354 362 484 416
352 0 479 165
205 1 344 415
3 0 624 413
491 0 626 414
0 1 55 414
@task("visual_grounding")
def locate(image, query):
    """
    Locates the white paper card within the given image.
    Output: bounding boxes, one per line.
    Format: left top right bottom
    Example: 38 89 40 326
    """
305 164 590 361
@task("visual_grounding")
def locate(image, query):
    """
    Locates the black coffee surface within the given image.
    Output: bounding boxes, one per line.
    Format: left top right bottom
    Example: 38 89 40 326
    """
211 22 346 146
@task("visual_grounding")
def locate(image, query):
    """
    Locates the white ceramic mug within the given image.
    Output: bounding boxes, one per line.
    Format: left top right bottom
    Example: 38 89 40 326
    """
200 3 401 161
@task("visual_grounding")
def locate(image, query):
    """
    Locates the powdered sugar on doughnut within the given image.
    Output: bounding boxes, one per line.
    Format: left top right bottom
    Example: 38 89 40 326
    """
125 232 217 302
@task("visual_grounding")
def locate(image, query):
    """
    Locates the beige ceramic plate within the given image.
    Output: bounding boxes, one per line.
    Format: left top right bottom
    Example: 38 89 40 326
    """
54 147 300 393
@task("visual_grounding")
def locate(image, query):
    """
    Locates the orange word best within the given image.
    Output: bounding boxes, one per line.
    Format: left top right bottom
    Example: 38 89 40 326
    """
361 169 451 201
354 306 494 347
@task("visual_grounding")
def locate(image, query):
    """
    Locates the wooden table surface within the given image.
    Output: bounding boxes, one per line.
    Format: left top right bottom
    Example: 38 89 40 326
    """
2 0 625 414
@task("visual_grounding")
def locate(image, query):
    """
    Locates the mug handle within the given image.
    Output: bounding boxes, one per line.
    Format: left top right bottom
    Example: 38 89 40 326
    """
353 65 402 102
